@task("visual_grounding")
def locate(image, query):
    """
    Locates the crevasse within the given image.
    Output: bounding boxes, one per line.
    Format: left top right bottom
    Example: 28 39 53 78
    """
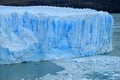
0 6 113 64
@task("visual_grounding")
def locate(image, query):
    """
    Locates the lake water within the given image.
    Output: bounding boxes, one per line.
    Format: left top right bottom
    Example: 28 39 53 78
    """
108 14 120 56
0 13 120 80
0 61 64 80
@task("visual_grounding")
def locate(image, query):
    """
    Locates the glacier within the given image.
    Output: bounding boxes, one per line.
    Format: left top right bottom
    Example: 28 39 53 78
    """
0 6 113 64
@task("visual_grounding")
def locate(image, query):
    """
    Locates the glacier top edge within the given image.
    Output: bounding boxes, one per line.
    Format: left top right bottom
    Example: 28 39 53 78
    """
0 6 109 17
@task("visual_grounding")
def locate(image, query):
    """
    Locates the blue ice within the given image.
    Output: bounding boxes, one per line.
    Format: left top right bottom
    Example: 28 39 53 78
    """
0 6 113 64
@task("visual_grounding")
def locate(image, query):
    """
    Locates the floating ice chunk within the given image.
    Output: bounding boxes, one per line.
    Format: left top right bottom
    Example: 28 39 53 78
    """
0 6 113 64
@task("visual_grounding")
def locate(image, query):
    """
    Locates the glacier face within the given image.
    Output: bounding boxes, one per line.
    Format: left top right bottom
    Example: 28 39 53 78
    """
0 6 113 64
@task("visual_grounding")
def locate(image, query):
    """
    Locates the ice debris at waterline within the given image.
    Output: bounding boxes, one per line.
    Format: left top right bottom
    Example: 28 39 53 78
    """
0 6 113 64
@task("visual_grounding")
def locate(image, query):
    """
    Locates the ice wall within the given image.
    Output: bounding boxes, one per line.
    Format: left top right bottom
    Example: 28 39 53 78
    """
0 6 113 64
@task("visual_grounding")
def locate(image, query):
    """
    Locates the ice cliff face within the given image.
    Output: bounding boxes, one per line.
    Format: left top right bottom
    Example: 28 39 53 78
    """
0 6 113 64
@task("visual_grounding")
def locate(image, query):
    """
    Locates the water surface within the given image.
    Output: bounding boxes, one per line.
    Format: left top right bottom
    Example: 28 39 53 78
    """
0 61 64 80
108 14 120 56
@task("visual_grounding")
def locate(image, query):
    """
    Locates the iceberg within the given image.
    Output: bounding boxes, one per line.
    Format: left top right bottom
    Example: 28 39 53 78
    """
0 6 113 64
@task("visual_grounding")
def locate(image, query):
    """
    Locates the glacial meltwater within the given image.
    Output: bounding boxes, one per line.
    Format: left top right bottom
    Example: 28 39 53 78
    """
0 13 119 80
109 14 120 56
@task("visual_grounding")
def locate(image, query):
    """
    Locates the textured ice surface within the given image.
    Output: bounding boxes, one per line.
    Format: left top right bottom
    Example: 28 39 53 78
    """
0 6 113 64
40 56 120 80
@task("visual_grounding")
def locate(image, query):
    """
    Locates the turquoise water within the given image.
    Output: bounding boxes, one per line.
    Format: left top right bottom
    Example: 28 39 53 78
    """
0 61 64 80
108 14 120 56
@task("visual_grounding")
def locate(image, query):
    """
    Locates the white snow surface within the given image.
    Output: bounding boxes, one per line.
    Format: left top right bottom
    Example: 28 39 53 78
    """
0 6 113 64
0 6 97 16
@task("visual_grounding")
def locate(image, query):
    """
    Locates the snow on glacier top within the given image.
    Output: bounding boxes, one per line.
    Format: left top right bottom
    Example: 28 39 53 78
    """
0 6 108 17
